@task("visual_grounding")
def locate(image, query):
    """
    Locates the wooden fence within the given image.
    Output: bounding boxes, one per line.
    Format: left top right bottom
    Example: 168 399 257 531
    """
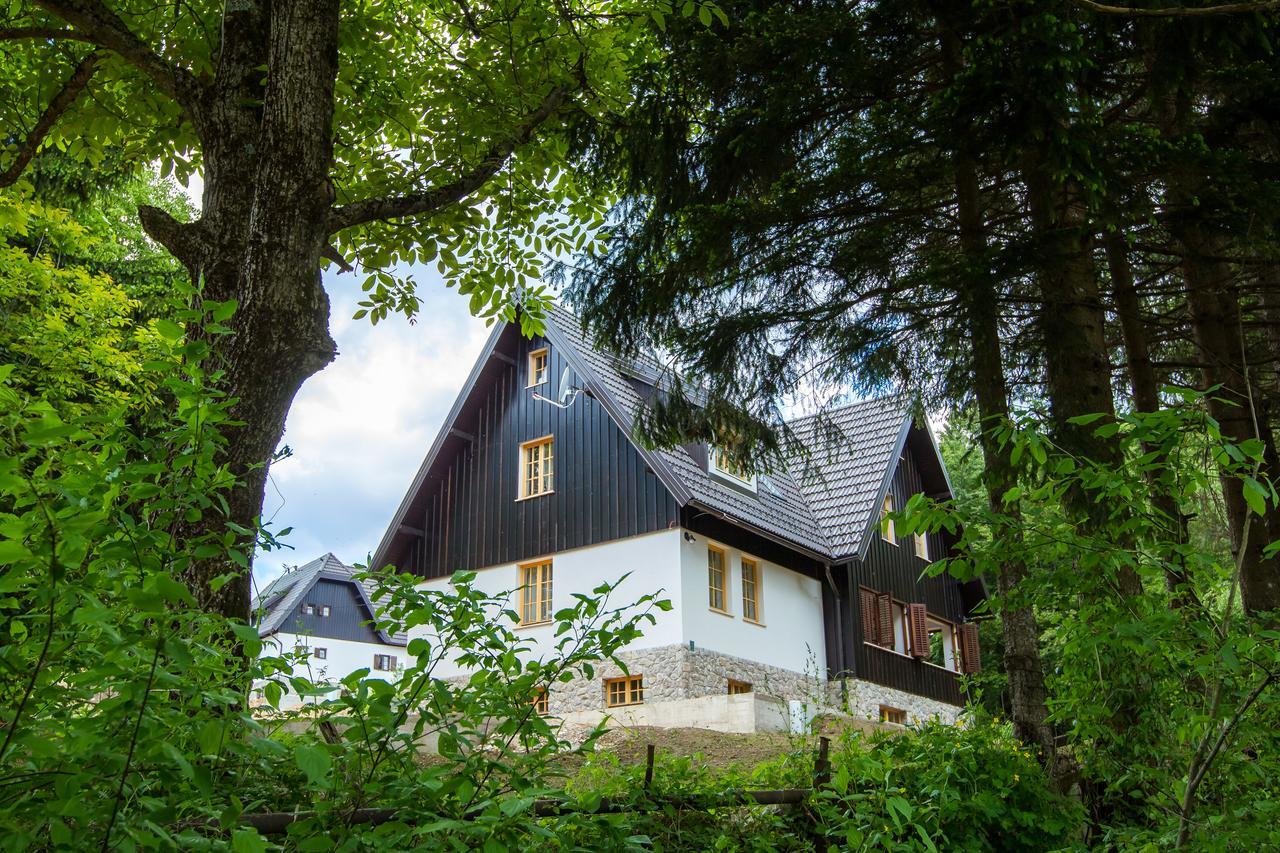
234 736 832 835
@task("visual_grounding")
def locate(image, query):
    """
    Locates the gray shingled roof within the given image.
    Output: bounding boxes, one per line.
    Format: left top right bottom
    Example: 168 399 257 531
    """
252 553 407 646
545 304 834 557
785 397 913 559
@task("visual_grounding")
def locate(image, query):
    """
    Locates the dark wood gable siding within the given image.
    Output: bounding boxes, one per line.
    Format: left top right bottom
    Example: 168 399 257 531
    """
847 445 966 706
280 579 380 643
857 448 965 621
403 336 681 579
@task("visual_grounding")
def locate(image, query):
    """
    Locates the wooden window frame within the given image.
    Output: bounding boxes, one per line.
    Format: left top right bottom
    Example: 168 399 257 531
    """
727 679 752 695
707 544 729 614
314 647 327 660
914 531 928 560
527 346 549 387
517 435 555 500
605 675 644 707
741 557 763 624
518 559 554 627
709 447 757 491
373 654 396 671
301 603 315 616
532 687 549 715
879 705 907 725
319 604 332 618
881 493 897 544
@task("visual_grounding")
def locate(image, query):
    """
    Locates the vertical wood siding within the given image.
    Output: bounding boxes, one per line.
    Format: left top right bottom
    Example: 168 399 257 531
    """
842 447 966 705
402 336 681 578
280 579 380 643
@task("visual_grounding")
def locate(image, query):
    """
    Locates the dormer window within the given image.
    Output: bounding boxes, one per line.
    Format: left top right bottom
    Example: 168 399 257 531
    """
528 347 549 387
709 448 756 491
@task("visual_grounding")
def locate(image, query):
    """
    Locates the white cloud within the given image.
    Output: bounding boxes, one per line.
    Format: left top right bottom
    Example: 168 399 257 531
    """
254 266 489 588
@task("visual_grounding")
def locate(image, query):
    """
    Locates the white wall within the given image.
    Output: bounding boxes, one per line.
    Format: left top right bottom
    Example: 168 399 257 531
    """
256 632 405 708
411 529 685 679
679 532 826 676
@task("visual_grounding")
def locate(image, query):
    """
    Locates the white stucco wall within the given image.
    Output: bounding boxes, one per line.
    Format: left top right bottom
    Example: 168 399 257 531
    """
411 529 686 679
256 632 405 708
678 532 826 676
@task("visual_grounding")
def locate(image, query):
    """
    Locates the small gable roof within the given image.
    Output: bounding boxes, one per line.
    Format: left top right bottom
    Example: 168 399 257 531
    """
372 303 954 568
252 553 407 646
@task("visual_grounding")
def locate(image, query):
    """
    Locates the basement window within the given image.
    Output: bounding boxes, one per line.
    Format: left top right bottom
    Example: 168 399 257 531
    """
605 675 644 707
727 679 752 695
532 687 549 715
879 705 907 726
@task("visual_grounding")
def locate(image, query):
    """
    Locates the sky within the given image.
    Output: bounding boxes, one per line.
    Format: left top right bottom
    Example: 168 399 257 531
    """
252 268 491 591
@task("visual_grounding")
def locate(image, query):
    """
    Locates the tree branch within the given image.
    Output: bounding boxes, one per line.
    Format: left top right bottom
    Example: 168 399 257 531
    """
1075 0 1280 16
0 52 101 189
0 25 96 42
34 0 203 110
328 84 577 234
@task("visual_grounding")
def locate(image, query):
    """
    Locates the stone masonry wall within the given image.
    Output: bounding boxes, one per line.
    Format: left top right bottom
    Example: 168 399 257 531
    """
445 644 963 727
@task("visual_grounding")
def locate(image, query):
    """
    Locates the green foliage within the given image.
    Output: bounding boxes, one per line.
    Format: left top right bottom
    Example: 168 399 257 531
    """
0 184 163 411
914 396 1280 848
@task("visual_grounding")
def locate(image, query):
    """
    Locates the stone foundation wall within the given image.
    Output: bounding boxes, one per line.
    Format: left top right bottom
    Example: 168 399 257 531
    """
445 644 962 728
827 678 964 726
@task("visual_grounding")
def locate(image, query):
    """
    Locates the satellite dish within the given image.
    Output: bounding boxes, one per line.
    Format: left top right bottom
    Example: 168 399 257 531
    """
532 366 582 409
556 367 573 405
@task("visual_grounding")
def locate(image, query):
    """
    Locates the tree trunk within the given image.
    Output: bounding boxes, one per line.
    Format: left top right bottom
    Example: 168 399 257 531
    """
141 0 342 620
1022 157 1142 599
1170 217 1280 618
935 17 1062 789
1105 233 1194 606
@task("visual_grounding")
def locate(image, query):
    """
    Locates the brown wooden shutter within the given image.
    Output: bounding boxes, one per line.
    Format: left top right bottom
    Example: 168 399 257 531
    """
876 593 894 649
859 588 879 645
959 622 982 673
907 603 929 659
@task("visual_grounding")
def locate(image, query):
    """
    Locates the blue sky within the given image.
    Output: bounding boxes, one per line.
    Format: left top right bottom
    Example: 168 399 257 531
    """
252 266 491 592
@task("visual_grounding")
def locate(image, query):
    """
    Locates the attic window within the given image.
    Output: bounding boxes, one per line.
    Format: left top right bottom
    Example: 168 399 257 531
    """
881 494 896 544
709 448 757 491
528 347 549 387
519 436 554 499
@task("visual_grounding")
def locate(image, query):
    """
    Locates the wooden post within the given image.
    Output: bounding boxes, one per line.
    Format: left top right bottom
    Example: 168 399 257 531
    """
643 743 655 790
815 736 830 789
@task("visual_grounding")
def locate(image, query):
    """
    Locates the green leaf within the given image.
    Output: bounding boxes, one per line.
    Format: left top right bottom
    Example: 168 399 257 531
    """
154 319 185 341
1243 476 1268 516
232 828 268 853
295 743 332 785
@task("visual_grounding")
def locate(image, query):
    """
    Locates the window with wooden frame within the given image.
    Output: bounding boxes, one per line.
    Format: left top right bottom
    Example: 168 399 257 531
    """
519 560 553 626
319 604 331 617
707 545 728 613
914 531 929 560
881 494 896 544
727 679 752 695
314 647 327 660
527 347 549 387
879 705 907 725
531 687 549 715
519 436 554 498
709 448 757 490
301 604 315 616
605 675 644 707
741 558 762 623
859 587 895 650
373 654 397 671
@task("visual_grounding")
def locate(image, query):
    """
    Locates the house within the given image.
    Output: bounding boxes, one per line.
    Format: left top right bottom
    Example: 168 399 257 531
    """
251 553 408 708
370 305 984 729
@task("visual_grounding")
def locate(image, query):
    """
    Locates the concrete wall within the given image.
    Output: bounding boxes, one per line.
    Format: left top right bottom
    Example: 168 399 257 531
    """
412 529 685 679
560 692 791 735
678 531 826 675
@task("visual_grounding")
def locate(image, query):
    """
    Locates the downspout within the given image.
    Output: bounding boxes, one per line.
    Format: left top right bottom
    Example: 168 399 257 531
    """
823 562 847 706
